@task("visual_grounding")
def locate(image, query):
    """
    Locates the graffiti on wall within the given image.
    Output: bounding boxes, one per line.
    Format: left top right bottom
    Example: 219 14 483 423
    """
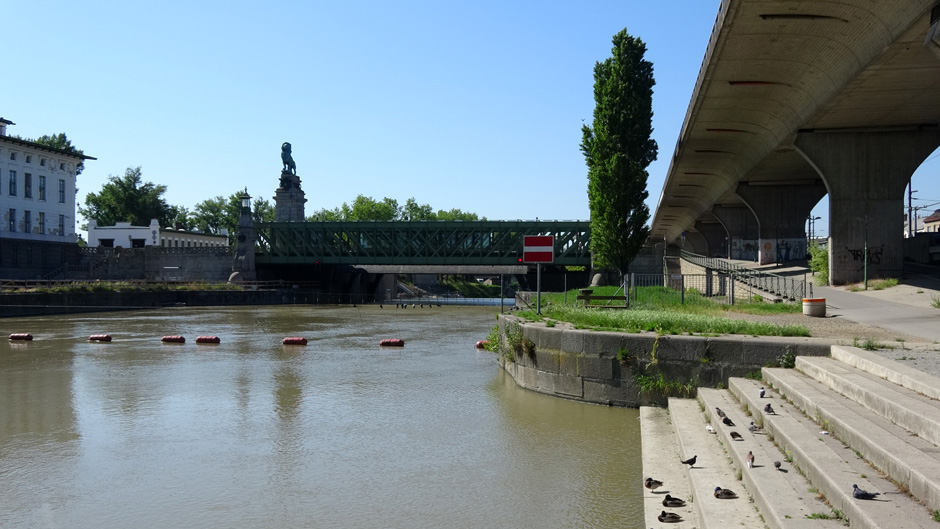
844 245 884 272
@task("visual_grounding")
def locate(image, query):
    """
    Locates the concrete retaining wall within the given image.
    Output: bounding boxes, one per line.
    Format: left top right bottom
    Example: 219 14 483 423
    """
496 314 833 407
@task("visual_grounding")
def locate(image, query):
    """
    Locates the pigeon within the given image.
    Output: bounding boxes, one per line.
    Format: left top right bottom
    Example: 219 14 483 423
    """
746 451 755 468
716 407 727 419
662 494 686 508
680 455 697 468
774 461 782 471
748 421 761 433
645 477 664 491
852 484 880 500
759 386 766 398
722 416 735 427
658 510 683 523
705 424 716 434
730 431 743 440
764 403 776 414
714 486 738 499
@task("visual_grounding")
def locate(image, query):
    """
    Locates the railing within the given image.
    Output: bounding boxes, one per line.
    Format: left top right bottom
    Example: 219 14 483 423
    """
680 250 812 301
575 273 743 307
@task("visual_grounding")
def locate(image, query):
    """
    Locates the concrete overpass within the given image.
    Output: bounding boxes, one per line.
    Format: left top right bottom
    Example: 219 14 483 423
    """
652 0 940 284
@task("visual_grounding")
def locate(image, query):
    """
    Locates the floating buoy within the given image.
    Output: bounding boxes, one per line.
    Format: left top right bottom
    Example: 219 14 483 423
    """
379 338 405 347
282 337 308 345
88 334 112 342
161 335 186 343
475 340 490 349
9 333 33 341
195 335 221 344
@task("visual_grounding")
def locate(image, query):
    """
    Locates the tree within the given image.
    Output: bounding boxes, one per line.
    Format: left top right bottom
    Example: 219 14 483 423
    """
348 195 400 221
436 208 481 221
581 29 658 286
191 192 275 241
79 167 175 228
402 198 435 221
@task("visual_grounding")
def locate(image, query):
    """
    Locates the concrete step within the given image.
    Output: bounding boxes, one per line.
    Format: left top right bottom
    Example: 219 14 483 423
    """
760 366 940 512
697 387 843 529
640 407 699 528
796 355 940 447
731 376 936 529
830 345 940 401
667 397 767 529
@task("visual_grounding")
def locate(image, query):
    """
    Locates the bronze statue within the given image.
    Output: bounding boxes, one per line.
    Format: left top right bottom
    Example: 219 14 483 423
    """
281 142 296 175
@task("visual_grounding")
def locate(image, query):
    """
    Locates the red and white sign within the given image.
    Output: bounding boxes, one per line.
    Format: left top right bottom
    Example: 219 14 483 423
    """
523 235 554 263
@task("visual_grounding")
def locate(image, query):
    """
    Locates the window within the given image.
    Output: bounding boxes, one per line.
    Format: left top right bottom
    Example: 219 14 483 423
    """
38 176 45 201
25 155 32 164
58 179 65 203
24 173 32 198
24 211 31 233
8 209 15 231
99 239 114 248
58 214 65 235
9 152 16 161
40 158 46 167
59 163 65 170
38 212 45 234
8 170 16 196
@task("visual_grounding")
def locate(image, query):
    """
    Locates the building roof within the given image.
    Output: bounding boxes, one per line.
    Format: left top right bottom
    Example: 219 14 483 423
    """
924 209 940 224
0 134 96 160
0 118 14 126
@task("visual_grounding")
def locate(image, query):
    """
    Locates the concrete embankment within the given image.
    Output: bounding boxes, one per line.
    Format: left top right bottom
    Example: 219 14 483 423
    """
495 314 833 407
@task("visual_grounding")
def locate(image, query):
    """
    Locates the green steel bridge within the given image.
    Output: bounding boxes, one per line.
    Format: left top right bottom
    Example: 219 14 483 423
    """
254 220 591 267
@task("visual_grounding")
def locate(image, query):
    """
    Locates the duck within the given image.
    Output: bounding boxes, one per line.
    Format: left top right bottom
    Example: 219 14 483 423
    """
645 477 664 491
662 494 686 508
714 486 738 499
658 510 683 523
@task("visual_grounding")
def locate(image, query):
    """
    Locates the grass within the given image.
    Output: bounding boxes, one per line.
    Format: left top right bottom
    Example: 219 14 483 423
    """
22 281 242 294
932 295 940 310
847 277 900 292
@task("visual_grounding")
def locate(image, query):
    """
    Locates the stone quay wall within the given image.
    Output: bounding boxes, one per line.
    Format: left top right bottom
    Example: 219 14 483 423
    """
495 314 833 407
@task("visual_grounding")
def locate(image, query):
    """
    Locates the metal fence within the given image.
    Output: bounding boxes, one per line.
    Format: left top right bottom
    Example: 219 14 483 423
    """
680 251 812 302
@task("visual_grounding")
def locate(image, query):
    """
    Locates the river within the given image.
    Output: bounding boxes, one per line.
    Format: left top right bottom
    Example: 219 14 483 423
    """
0 305 642 528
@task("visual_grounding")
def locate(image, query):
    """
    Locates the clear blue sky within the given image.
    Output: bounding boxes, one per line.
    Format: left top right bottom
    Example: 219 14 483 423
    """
3 1 939 237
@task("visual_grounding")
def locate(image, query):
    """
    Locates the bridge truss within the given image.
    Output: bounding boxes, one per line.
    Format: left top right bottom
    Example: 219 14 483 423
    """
254 220 591 267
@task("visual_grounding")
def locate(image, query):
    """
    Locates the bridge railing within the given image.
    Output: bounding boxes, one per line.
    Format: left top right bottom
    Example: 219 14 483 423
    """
680 250 812 301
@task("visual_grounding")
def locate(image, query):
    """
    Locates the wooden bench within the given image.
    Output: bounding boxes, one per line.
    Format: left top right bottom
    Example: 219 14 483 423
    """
575 294 628 307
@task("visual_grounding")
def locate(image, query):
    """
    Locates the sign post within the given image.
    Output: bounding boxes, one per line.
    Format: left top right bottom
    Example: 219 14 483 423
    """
523 235 554 315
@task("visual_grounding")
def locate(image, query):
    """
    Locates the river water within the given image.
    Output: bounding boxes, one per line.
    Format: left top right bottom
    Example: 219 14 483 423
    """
0 305 642 528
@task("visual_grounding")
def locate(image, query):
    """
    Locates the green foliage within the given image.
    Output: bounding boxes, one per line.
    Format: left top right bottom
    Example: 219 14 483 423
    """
440 277 502 298
932 295 940 309
869 277 899 290
79 167 175 228
616 347 632 366
773 346 797 368
582 29 657 280
744 370 763 381
28 133 86 175
861 338 882 351
932 510 940 522
484 326 501 353
808 243 829 286
307 195 483 222
545 320 556 328
188 192 274 241
635 372 696 400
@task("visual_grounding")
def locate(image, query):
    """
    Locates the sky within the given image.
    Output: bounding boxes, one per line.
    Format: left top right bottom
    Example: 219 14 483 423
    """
3 1 940 239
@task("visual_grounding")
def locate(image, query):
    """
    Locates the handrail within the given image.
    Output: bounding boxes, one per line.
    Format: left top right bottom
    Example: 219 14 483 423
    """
679 250 812 301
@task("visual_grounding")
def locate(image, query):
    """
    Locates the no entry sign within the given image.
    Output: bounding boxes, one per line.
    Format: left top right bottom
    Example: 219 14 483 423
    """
523 235 554 263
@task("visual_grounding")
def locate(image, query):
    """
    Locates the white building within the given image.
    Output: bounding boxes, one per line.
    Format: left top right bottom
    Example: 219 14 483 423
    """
0 117 92 243
87 218 228 248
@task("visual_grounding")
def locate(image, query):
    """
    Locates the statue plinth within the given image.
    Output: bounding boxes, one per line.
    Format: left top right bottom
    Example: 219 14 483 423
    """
274 170 307 222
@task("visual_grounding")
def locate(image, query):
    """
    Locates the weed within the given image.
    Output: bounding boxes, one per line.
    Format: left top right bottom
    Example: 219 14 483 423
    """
616 347 632 367
775 346 796 369
862 338 882 351
932 510 940 522
932 295 940 310
545 320 555 328
744 370 763 381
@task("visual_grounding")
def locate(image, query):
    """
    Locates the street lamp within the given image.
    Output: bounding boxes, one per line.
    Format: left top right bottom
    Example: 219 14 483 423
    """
806 216 821 258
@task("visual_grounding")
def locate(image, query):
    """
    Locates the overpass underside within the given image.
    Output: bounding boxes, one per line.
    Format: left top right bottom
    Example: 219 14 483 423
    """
653 0 940 285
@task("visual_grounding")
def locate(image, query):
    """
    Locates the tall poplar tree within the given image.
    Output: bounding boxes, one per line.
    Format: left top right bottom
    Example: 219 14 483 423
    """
581 29 657 287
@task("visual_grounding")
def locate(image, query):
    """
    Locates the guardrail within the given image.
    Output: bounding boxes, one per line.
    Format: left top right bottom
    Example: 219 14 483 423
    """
680 250 812 301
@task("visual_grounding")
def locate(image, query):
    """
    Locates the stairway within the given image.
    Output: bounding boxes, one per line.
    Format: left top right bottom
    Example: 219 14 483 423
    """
642 345 940 528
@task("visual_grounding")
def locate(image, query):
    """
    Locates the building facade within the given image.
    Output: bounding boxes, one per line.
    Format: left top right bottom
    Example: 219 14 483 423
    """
86 218 228 248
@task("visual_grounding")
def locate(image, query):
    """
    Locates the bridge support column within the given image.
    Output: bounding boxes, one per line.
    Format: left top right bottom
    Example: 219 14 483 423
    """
795 129 940 285
693 221 728 258
736 181 827 266
711 205 759 262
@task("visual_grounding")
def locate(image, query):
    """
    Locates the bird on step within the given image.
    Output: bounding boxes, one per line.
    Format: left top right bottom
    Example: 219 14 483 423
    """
714 486 738 499
715 407 727 418
705 424 716 434
662 494 686 508
748 421 761 433
680 455 697 468
759 386 766 398
764 403 776 414
730 431 743 441
658 510 683 523
746 451 755 468
722 416 735 427
774 461 782 471
852 484 880 500
645 477 664 491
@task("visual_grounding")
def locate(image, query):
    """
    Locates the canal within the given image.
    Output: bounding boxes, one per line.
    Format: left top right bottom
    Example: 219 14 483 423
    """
0 305 642 528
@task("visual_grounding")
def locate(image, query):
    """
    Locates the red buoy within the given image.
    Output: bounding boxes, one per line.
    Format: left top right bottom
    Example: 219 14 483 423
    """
88 334 112 342
282 337 308 345
195 335 221 344
379 338 405 347
475 340 490 349
161 335 186 343
9 333 33 341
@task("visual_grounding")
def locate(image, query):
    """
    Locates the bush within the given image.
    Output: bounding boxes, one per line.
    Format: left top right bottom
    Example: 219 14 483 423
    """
808 243 828 286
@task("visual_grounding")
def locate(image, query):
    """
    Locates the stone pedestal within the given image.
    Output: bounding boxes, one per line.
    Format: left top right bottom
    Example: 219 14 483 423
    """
274 170 307 222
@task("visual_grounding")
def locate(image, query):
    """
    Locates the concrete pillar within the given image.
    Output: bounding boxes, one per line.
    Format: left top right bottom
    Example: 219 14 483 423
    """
712 205 759 261
694 221 728 258
736 181 827 265
795 129 940 285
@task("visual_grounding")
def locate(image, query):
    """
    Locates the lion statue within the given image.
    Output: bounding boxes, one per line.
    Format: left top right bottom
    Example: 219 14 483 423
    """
281 142 296 175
